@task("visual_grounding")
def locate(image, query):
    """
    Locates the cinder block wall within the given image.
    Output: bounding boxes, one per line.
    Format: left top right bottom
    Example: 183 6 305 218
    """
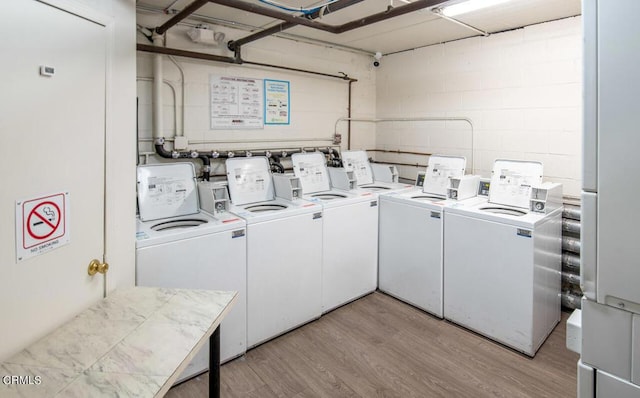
374 17 582 197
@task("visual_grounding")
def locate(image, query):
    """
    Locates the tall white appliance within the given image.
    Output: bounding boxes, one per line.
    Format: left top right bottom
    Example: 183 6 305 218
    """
378 155 473 317
443 160 563 357
291 152 379 313
135 163 247 382
579 1 640 396
223 157 323 348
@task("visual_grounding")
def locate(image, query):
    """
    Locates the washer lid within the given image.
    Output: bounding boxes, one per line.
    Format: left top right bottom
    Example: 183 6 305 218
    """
226 157 275 206
341 150 374 185
423 155 466 196
489 159 543 209
291 152 331 194
137 163 199 221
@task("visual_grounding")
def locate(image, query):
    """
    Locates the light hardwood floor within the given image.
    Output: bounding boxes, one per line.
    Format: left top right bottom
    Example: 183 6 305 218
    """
167 292 579 398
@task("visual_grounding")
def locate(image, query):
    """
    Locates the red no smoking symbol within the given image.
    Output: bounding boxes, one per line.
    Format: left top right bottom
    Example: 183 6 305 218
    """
26 201 61 240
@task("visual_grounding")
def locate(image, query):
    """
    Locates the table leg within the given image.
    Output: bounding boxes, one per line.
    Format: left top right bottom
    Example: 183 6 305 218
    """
209 326 220 398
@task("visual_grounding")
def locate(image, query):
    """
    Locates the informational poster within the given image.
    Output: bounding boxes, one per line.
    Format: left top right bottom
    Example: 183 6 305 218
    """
210 75 263 129
264 79 290 125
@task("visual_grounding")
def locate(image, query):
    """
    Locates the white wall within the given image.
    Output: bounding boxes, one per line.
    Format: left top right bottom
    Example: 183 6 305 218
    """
136 14 377 177
375 17 582 197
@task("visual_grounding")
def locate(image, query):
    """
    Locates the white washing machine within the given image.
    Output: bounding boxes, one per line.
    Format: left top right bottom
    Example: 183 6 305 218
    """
135 163 247 382
291 152 379 313
443 159 563 356
378 155 486 317
340 150 414 193
225 157 323 348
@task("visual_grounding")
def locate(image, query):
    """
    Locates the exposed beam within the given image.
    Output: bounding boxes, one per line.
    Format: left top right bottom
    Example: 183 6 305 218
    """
334 0 446 33
137 43 237 64
155 0 210 35
214 0 446 35
209 0 341 33
228 0 365 50
154 0 447 47
136 44 357 82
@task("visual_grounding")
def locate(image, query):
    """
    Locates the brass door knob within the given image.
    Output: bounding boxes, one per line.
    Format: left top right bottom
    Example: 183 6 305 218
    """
87 259 109 276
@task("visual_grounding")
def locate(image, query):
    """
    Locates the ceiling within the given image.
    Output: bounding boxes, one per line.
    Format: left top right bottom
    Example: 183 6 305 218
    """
136 0 582 55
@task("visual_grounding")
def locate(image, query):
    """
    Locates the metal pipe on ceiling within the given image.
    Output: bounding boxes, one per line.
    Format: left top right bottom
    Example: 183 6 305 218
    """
430 9 489 37
228 0 365 50
138 3 374 56
136 43 357 82
156 0 210 35
210 0 342 32
333 0 445 33
215 0 445 35
242 59 356 81
156 0 446 42
137 43 238 63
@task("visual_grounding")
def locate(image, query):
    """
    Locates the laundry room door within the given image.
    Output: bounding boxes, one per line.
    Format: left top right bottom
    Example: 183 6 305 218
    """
0 1 108 360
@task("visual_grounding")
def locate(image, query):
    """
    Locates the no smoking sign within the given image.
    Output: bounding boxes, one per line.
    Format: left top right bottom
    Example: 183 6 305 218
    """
16 192 70 262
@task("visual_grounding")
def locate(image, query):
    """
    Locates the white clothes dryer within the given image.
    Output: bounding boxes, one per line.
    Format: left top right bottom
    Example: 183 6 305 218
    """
135 163 247 382
340 150 414 193
443 160 563 356
225 157 323 348
378 155 484 317
292 152 379 313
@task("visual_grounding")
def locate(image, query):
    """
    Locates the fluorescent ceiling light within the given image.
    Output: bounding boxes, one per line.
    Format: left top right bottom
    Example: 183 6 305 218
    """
441 0 511 17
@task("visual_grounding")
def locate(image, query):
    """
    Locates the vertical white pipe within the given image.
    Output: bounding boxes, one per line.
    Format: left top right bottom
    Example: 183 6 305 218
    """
152 34 164 140
168 56 185 137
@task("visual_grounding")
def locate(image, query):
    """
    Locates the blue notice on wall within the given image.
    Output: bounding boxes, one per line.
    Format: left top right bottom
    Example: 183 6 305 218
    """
264 79 290 125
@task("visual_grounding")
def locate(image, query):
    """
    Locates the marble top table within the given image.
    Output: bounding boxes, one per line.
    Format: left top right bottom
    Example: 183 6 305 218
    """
0 287 237 398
